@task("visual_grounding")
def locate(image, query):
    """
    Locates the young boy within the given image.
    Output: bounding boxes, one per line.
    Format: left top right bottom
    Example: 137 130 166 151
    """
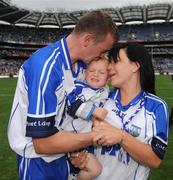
61 58 109 180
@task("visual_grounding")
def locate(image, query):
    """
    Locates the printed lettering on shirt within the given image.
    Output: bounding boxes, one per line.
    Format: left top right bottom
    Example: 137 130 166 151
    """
118 149 130 165
101 144 121 156
101 145 130 165
26 120 51 127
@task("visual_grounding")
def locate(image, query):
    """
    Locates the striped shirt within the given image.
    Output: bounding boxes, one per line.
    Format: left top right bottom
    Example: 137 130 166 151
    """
7 37 86 161
61 81 109 133
94 89 169 180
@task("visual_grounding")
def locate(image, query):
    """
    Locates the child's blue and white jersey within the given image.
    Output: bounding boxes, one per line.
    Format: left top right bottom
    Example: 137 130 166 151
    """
61 81 109 133
94 89 169 180
7 37 86 162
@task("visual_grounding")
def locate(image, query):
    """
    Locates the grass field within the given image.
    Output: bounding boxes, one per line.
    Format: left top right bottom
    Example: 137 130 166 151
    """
0 75 173 180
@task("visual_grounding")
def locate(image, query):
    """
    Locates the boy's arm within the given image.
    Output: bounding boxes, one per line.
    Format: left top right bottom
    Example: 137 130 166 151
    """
68 99 108 121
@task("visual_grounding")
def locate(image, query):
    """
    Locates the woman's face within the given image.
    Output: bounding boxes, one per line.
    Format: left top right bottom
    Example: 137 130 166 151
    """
108 48 139 88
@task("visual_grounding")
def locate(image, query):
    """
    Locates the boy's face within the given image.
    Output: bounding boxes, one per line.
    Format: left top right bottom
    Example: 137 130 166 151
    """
85 59 109 88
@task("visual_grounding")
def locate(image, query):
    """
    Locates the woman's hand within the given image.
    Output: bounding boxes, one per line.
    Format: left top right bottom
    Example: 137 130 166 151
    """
93 121 162 169
93 121 123 146
69 151 89 169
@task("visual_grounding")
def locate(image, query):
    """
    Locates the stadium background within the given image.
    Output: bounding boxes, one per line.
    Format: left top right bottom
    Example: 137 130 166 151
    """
0 0 172 179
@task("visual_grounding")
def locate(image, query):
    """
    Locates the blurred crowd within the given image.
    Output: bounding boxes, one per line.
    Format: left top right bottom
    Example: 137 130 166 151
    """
0 23 173 76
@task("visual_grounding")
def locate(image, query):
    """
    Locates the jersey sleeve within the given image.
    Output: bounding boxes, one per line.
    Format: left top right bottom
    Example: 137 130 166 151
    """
24 46 63 138
67 85 96 121
151 102 169 160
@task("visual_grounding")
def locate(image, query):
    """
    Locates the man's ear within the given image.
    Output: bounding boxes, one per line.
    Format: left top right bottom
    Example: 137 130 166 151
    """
132 62 140 73
82 33 95 47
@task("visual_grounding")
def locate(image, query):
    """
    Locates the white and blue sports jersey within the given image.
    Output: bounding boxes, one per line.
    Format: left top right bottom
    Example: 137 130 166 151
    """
94 89 169 180
17 154 69 180
7 37 86 162
61 81 109 133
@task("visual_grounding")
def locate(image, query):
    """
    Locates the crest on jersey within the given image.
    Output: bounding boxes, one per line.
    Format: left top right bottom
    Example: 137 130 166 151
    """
129 124 141 137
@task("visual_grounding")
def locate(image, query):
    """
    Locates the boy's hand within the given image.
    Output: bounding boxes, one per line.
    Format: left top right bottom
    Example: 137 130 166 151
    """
93 107 108 120
70 151 89 169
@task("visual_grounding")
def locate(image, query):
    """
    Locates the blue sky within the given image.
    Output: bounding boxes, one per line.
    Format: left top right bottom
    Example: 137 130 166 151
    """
11 0 172 12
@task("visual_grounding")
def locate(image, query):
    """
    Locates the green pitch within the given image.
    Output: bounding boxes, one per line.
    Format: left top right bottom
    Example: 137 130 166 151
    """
0 75 172 180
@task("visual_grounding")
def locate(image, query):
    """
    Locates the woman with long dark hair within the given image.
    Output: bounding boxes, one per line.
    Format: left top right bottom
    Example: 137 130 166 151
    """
92 42 169 180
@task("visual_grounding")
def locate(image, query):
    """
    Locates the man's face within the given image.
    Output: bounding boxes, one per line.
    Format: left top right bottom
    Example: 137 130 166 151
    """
82 33 114 64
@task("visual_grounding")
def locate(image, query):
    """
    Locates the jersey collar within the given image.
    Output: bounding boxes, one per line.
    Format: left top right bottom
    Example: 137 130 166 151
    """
115 89 145 111
61 37 86 78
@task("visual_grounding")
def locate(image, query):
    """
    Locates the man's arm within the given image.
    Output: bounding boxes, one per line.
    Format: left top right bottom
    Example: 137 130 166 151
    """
33 131 95 154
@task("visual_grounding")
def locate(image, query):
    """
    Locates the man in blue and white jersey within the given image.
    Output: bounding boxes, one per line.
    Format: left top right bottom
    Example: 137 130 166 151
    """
7 10 118 180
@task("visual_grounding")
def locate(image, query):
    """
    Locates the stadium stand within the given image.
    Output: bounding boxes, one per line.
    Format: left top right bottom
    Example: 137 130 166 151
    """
0 0 173 76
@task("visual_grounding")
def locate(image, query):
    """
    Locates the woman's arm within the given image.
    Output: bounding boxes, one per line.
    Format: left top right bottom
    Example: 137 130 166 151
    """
93 121 162 169
121 131 161 169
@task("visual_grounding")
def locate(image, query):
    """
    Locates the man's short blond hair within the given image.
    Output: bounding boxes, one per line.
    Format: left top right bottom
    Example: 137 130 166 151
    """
73 10 118 43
